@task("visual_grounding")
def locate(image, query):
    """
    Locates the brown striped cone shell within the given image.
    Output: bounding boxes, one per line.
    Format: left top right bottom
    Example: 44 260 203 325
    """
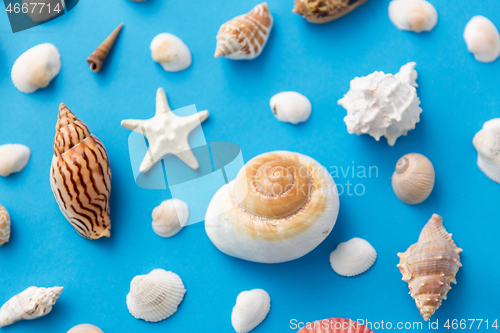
87 23 123 72
50 104 112 239
392 153 435 205
397 214 463 321
214 3 273 60
0 204 10 246
297 318 374 332
293 0 369 24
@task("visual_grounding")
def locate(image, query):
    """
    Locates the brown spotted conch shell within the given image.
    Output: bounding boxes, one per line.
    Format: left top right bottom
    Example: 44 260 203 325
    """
293 0 368 24
87 23 123 72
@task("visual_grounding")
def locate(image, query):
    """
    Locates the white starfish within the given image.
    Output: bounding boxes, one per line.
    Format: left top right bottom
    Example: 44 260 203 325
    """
121 88 209 173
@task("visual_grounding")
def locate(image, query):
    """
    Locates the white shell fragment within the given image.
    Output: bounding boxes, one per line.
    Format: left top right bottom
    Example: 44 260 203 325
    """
269 92 311 124
338 62 422 146
473 118 500 183
329 238 377 277
0 286 63 328
150 33 192 72
126 269 186 322
231 289 270 333
67 324 104 333
0 144 31 177
388 0 438 33
0 204 10 246
464 16 500 63
11 43 61 94
152 199 189 238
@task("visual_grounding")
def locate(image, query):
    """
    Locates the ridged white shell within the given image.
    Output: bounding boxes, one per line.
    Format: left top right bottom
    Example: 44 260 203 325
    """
0 144 31 177
329 238 377 277
231 289 270 333
11 43 61 94
464 16 500 63
152 199 189 238
0 204 10 246
269 92 311 124
67 324 104 333
473 118 500 183
126 269 186 322
150 33 192 72
388 0 438 33
392 153 435 205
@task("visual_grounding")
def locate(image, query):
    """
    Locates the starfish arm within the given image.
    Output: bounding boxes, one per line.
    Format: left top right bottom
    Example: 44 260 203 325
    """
197 110 209 123
121 119 145 131
156 88 172 115
175 146 200 170
139 147 160 173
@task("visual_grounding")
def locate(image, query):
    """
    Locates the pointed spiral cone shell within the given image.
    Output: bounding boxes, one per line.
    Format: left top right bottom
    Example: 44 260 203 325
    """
87 23 123 72
152 199 189 238
473 118 500 184
397 214 463 321
0 204 10 246
67 324 104 333
329 237 377 277
392 153 435 205
293 0 368 24
0 144 31 177
297 318 375 332
50 104 112 240
231 289 270 333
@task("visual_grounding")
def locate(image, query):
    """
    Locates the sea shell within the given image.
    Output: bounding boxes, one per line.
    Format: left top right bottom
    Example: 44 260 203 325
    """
464 16 500 63
0 204 10 246
293 0 368 24
87 23 123 72
397 214 463 321
269 92 311 124
231 289 270 333
151 33 192 72
11 43 61 94
214 3 273 60
152 199 189 238
0 286 63 328
388 0 438 33
24 0 65 23
338 62 422 146
50 104 112 239
205 151 340 263
297 318 374 332
0 144 31 177
67 324 104 333
126 269 186 322
329 237 377 277
473 118 500 183
392 153 435 204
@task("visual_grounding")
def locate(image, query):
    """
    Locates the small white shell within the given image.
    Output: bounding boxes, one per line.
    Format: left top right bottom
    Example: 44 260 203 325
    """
464 16 500 63
329 238 377 277
269 92 312 124
0 204 10 246
473 118 500 183
392 153 435 205
11 43 61 94
67 324 104 333
150 33 192 72
126 269 186 322
388 0 438 33
152 199 189 238
231 289 270 333
0 144 31 177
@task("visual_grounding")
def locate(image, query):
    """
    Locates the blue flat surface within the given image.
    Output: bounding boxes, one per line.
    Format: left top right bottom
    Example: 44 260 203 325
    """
1 0 500 332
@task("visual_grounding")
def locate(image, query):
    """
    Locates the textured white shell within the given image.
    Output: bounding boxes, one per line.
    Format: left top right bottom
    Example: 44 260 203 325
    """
67 324 104 333
388 0 438 33
473 118 500 183
152 199 189 237
11 43 61 94
150 33 192 72
126 269 186 322
329 238 377 277
338 62 422 146
0 144 31 177
269 92 311 124
464 16 500 63
0 205 10 246
231 289 270 333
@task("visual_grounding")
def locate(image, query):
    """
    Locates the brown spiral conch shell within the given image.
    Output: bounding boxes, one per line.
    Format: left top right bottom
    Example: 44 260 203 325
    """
293 0 368 24
50 104 112 239
87 23 123 72
397 214 463 321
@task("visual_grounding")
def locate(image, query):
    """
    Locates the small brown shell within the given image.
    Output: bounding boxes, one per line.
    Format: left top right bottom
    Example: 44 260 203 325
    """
292 0 368 24
392 153 435 205
87 23 123 72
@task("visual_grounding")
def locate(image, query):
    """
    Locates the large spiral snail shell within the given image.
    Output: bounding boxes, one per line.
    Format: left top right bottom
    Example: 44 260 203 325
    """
205 151 339 263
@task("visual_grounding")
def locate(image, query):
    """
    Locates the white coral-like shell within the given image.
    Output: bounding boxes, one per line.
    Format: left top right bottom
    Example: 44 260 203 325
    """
0 144 31 177
338 62 422 146
473 118 500 183
11 43 61 94
464 16 500 63
269 92 311 124
231 289 270 333
329 238 377 277
152 199 189 237
150 33 192 72
0 204 10 246
67 324 104 333
0 286 63 328
388 0 438 33
126 269 186 322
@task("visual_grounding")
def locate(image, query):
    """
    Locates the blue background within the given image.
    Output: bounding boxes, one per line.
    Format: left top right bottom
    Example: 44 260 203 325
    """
1 0 499 332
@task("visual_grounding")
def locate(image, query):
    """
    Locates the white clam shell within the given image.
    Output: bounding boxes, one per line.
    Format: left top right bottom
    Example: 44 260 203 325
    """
0 204 10 246
329 237 377 277
11 43 61 94
464 16 500 63
269 92 311 124
152 199 189 238
231 289 270 333
126 269 186 322
473 118 500 183
388 0 438 33
0 144 31 177
150 33 192 72
67 324 104 333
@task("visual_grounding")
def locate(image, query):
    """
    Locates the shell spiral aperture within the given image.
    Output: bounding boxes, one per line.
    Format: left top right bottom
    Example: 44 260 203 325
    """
50 104 112 239
205 151 339 263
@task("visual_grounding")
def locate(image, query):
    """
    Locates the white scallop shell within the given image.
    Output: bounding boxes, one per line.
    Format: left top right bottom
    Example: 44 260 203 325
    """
269 92 311 124
329 237 377 277
0 204 10 246
150 33 192 72
152 199 189 238
0 144 31 177
473 118 500 183
67 324 104 333
11 43 61 94
388 0 438 33
464 16 500 63
126 269 186 322
231 289 270 333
